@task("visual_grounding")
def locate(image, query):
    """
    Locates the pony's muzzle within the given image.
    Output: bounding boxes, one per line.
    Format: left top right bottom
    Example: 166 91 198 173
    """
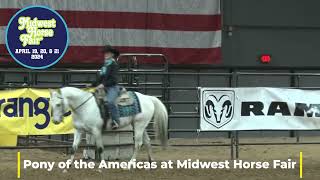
52 117 62 125
52 120 60 125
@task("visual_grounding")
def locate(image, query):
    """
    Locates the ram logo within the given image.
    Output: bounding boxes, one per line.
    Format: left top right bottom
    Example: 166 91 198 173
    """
202 90 235 128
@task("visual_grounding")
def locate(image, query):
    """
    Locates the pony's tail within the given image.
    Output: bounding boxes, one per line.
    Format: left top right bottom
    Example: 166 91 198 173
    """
151 96 168 148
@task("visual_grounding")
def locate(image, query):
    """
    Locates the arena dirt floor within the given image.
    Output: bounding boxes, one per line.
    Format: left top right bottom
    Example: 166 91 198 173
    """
1 137 320 180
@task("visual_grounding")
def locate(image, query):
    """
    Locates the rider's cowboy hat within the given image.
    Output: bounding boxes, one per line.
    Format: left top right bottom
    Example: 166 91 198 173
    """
103 45 120 58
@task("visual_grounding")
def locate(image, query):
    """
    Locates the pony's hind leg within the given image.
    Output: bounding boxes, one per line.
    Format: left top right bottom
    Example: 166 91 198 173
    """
130 127 144 162
143 130 154 162
93 128 104 161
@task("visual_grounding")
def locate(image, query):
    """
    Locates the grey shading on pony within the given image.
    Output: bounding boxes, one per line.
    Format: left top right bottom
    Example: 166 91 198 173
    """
50 87 168 167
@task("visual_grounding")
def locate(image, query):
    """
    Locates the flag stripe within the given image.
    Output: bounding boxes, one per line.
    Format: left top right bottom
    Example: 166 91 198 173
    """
0 45 221 64
0 0 221 65
0 27 221 48
60 10 221 31
0 9 220 31
0 0 220 15
0 9 17 26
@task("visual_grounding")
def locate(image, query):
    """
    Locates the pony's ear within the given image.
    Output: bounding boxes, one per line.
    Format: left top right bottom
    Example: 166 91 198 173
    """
49 89 55 96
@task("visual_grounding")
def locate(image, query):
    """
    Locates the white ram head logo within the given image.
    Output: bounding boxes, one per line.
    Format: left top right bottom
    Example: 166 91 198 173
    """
203 94 234 128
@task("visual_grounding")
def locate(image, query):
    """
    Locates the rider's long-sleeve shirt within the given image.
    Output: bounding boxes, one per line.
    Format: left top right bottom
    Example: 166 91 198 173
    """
97 58 119 87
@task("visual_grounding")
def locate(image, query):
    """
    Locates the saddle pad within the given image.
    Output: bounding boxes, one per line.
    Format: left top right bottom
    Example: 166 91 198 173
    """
118 91 141 117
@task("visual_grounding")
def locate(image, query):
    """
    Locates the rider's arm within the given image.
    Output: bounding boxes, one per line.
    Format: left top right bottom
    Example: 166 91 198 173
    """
95 59 115 86
100 59 113 77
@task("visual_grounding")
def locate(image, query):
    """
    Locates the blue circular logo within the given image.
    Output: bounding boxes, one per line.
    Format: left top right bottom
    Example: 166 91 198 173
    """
5 5 69 69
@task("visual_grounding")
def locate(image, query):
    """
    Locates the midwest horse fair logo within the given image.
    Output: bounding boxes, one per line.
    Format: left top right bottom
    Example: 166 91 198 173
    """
202 90 234 128
18 16 56 47
5 5 69 69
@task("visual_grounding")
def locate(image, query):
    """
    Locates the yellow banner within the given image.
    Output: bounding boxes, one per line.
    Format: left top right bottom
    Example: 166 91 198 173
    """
0 135 18 146
0 88 74 135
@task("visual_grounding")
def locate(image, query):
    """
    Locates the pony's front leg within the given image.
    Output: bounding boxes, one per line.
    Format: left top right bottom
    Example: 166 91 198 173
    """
69 130 82 163
82 133 90 160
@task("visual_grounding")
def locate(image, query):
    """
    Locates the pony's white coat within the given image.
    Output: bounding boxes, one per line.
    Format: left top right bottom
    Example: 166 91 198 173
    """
50 87 168 163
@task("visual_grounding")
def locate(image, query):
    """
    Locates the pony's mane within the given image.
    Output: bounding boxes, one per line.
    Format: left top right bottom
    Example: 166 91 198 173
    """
60 86 91 97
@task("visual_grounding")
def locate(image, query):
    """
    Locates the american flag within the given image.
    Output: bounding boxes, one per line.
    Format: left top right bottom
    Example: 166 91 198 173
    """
0 0 221 65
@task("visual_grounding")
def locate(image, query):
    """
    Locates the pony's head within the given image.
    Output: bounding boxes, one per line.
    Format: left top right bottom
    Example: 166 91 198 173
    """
50 89 66 125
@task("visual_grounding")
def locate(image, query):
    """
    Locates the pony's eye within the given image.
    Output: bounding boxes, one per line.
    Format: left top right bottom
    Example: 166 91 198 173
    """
57 104 61 107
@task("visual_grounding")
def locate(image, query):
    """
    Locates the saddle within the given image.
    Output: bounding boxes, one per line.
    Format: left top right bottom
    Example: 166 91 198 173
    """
94 86 134 129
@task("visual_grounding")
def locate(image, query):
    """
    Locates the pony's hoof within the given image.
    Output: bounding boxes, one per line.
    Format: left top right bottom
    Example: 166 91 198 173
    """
95 169 102 173
82 156 89 160
83 151 89 160
122 165 131 171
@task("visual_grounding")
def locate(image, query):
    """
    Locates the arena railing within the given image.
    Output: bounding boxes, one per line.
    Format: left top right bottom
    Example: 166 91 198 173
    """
2 65 320 159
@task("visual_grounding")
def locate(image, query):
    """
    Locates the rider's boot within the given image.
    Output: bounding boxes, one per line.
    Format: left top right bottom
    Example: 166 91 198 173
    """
111 120 119 130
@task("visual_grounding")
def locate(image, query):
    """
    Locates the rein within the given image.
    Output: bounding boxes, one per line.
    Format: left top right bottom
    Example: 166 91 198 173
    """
56 89 94 113
72 94 94 112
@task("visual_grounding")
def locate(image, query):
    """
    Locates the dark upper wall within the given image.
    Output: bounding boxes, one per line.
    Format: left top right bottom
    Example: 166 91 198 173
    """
222 0 320 68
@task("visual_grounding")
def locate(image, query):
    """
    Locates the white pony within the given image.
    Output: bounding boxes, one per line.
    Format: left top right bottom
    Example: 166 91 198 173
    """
50 87 168 163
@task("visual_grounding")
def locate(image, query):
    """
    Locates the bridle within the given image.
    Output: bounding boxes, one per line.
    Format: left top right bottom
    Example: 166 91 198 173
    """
54 89 94 114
